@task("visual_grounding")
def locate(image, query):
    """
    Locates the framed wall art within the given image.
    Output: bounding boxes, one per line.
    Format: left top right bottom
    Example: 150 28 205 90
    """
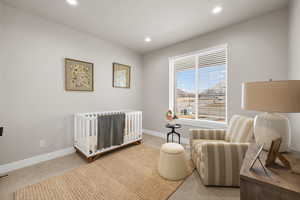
113 63 131 89
266 138 291 169
65 58 94 91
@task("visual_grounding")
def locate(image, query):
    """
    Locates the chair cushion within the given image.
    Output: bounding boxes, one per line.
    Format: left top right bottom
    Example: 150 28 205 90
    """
225 115 253 143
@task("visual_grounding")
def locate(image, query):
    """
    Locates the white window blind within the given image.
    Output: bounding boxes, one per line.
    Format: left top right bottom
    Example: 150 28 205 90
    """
174 56 195 71
198 48 227 68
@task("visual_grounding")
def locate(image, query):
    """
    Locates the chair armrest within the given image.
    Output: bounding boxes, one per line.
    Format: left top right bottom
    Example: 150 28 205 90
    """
189 129 226 140
200 142 249 186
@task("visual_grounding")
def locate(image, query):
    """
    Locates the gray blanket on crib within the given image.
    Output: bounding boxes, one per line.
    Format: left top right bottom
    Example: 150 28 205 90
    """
97 113 125 150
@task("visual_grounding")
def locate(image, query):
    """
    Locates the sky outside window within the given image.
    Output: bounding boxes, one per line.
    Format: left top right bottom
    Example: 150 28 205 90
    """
176 65 226 93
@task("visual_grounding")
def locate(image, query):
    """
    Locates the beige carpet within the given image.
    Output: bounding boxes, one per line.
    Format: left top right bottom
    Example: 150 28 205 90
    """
15 144 194 200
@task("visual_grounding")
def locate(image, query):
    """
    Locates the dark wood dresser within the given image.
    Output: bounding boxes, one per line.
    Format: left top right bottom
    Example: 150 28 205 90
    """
240 144 300 200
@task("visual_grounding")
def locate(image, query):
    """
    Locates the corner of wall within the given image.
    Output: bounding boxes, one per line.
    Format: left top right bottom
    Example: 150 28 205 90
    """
288 0 300 152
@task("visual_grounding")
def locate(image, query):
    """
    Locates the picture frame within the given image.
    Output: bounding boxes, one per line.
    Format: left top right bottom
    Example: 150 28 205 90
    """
266 138 282 166
65 58 94 91
266 138 291 169
112 63 131 89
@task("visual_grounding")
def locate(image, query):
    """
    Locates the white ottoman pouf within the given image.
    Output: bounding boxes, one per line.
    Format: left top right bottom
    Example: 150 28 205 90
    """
158 143 188 181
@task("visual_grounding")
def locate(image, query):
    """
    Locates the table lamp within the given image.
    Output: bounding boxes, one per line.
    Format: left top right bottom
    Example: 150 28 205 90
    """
242 80 300 152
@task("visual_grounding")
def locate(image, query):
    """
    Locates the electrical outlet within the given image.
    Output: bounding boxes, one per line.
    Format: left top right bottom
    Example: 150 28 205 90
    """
39 140 46 148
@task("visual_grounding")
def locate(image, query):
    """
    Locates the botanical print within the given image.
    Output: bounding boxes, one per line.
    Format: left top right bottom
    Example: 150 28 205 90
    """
65 59 93 91
113 63 130 88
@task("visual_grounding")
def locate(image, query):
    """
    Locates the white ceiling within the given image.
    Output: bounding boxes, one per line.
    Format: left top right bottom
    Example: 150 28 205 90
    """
1 0 288 54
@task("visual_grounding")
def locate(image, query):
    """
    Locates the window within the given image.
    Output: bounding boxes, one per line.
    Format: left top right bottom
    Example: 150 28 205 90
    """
169 45 227 125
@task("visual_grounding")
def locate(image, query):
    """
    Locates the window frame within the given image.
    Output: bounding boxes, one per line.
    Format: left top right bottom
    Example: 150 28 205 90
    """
169 44 228 128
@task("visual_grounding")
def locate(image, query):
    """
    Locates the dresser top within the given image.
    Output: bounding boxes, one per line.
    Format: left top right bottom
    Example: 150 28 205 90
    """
240 144 300 195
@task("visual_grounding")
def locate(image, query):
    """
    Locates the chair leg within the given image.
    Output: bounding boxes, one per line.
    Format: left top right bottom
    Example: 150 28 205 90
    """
166 129 181 144
167 132 171 143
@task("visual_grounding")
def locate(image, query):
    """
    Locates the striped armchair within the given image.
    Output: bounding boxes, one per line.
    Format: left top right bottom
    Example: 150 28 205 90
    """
190 115 254 187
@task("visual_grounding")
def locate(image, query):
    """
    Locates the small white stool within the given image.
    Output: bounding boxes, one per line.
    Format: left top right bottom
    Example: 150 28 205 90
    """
158 143 188 181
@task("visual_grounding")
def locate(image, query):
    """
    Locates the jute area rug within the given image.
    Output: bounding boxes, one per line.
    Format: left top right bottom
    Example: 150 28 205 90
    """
15 144 194 200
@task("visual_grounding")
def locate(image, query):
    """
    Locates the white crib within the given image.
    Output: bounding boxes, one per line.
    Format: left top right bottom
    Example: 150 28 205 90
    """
74 110 142 160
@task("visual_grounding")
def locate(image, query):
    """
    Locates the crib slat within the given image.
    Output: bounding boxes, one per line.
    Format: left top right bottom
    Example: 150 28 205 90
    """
82 117 86 152
128 113 130 141
137 112 139 138
91 118 95 153
74 115 77 145
79 117 83 148
86 119 90 154
134 113 138 139
140 112 142 137
130 113 132 139
135 112 138 139
127 114 130 141
137 113 141 138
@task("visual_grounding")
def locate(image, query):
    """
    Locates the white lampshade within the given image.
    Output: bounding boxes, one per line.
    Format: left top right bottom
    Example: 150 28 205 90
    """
242 80 300 113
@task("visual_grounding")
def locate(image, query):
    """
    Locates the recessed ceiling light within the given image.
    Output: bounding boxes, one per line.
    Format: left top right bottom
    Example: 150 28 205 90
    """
212 6 223 14
66 0 78 6
144 37 152 43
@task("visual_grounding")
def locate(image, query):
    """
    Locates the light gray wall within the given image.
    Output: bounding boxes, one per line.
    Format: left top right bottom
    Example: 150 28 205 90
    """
288 0 300 151
142 9 289 138
0 3 3 31
0 3 143 165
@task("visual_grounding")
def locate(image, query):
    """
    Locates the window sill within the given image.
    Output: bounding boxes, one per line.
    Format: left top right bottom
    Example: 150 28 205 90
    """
175 118 227 129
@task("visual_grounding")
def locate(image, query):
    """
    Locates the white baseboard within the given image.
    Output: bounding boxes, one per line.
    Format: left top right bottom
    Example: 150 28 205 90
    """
143 129 163 138
143 129 189 144
0 147 75 174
